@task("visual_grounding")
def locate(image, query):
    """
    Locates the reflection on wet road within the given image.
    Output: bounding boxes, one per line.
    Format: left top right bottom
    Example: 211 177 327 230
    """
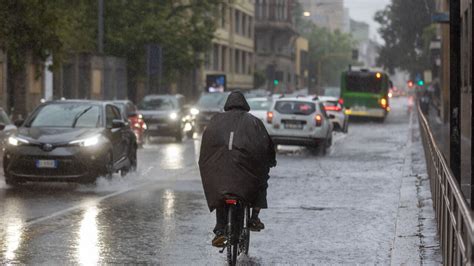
0 98 440 264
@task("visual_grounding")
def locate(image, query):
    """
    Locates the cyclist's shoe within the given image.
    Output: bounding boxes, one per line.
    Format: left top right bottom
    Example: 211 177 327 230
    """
212 232 226 248
249 217 265 231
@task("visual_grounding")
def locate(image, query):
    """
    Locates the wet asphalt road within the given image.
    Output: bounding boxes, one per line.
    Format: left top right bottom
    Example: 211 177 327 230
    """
0 97 438 264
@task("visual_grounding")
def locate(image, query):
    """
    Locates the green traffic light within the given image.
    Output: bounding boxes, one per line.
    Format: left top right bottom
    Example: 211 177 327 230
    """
274 79 279 85
418 80 424 86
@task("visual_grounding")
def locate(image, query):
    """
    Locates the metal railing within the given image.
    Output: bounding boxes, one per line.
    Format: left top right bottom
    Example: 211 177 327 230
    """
418 104 474 265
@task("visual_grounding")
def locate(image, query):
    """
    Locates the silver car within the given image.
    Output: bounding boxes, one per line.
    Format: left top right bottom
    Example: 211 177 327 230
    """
266 97 333 154
319 96 349 133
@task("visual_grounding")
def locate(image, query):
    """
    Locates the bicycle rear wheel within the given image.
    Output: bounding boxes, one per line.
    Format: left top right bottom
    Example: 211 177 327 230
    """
240 206 250 255
226 206 239 266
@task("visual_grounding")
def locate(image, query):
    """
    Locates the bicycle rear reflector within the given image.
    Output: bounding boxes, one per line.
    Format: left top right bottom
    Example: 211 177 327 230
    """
225 199 237 205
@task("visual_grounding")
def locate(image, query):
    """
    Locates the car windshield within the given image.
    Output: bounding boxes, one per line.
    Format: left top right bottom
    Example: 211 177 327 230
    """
27 103 101 128
274 101 316 115
197 93 228 109
139 98 176 111
248 99 271 111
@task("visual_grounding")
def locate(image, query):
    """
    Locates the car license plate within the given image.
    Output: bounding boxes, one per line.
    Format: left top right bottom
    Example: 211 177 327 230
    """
148 124 164 130
36 160 58 169
284 123 303 129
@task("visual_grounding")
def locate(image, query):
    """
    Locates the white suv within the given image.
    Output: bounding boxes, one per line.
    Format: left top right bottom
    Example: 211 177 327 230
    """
266 97 333 154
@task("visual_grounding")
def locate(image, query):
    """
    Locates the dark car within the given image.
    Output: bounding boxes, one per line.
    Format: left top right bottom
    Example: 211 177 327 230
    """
0 107 17 167
111 100 147 147
138 94 186 142
194 92 230 133
3 100 137 185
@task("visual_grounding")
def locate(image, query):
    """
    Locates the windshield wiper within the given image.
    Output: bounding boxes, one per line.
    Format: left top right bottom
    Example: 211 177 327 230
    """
72 106 93 128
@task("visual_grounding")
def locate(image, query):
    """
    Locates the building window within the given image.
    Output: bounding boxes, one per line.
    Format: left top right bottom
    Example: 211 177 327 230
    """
235 10 240 34
248 17 253 38
262 0 267 18
235 50 240 74
242 14 247 36
221 46 227 71
213 44 219 71
256 0 261 19
220 5 226 29
204 50 211 70
248 53 253 75
242 51 246 74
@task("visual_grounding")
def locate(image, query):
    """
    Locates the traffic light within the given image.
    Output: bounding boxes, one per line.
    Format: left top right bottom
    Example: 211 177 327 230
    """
417 79 424 86
407 80 414 88
274 79 279 85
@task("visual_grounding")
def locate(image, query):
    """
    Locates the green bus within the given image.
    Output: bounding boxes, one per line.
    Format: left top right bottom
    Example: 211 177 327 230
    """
340 68 390 121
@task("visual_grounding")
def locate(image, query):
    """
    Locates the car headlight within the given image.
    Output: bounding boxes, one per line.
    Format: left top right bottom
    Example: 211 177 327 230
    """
69 135 101 147
169 112 178 120
190 108 199 115
8 136 29 146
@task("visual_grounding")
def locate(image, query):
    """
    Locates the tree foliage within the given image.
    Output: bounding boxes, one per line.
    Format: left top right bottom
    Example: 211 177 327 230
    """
0 0 63 70
299 21 355 87
374 0 435 75
102 0 222 85
0 0 222 85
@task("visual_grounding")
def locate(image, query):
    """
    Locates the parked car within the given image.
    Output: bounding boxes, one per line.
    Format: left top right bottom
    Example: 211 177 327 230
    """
112 100 147 147
194 92 230 133
138 94 186 142
247 97 273 122
3 100 137 185
319 96 349 133
266 97 333 154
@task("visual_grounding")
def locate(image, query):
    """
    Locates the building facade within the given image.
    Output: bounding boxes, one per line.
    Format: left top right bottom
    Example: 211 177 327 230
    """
295 37 309 90
254 0 298 92
200 0 255 92
299 0 347 33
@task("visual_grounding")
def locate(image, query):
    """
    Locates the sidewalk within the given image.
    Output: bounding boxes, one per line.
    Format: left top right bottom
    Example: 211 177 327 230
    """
390 110 442 264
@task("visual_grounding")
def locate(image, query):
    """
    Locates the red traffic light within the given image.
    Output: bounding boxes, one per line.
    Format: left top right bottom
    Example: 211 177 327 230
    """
407 80 414 88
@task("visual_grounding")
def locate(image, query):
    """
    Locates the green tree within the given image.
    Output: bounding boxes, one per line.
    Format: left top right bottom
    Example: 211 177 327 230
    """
102 0 222 98
301 22 355 87
0 0 67 116
374 0 435 75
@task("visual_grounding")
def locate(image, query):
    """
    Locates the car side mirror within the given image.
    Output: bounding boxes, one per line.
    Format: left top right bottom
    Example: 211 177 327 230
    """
328 114 336 119
0 123 5 131
112 119 126 129
14 120 24 127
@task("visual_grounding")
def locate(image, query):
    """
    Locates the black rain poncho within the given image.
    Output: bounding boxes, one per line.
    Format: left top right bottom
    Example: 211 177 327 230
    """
199 91 276 211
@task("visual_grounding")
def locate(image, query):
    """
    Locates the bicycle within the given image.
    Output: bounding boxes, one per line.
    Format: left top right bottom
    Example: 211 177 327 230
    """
219 196 251 266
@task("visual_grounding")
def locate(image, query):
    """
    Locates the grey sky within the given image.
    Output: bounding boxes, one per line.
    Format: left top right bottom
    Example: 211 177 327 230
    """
344 0 391 43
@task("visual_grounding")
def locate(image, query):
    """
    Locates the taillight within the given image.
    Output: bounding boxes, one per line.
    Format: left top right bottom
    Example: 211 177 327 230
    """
267 111 274 124
324 105 342 112
380 98 388 109
315 114 323 126
225 199 237 205
338 98 344 105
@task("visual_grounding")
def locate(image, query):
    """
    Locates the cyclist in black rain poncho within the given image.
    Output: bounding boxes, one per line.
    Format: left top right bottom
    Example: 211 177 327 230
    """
199 91 276 247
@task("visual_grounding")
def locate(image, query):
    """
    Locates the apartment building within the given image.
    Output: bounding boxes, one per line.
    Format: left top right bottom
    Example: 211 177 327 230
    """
201 0 255 92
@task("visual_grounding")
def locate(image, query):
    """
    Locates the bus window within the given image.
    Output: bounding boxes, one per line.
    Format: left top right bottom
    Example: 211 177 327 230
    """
346 73 384 93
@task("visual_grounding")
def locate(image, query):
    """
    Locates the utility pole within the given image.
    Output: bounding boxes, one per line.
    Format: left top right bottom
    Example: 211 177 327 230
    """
98 0 104 54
